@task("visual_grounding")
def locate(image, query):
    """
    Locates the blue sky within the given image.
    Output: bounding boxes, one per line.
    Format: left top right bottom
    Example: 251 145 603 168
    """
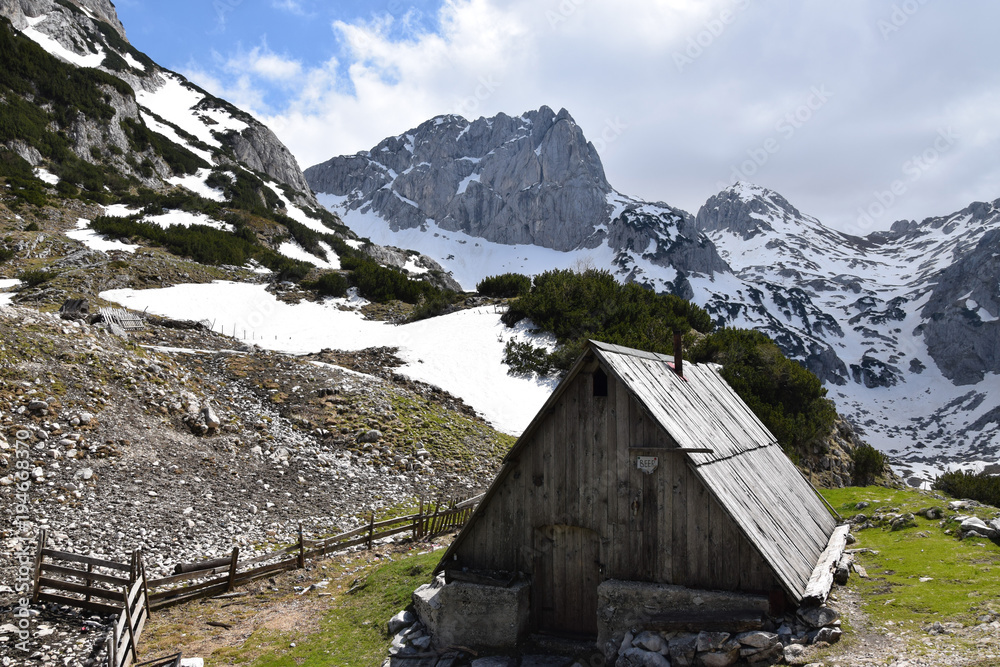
111 1 1000 234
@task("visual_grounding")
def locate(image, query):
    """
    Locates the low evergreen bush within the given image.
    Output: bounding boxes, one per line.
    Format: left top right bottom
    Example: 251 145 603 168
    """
851 442 890 486
19 268 58 286
933 470 1000 507
477 272 531 298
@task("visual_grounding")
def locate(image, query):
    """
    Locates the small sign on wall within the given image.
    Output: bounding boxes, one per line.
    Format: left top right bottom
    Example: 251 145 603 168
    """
636 456 659 474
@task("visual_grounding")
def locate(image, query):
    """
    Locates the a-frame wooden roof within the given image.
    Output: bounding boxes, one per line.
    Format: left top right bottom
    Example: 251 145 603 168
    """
439 340 838 603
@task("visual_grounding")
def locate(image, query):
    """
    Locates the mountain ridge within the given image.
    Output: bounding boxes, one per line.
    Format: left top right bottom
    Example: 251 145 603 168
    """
308 110 1000 478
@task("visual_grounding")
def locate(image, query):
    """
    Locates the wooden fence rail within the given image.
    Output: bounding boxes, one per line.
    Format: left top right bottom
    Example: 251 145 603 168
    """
148 496 481 609
31 495 482 662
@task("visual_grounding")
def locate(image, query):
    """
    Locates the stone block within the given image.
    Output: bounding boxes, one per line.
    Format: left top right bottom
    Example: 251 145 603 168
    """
413 574 530 651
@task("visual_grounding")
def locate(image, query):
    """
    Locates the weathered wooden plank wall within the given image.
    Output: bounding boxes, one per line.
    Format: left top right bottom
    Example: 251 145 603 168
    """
452 366 776 596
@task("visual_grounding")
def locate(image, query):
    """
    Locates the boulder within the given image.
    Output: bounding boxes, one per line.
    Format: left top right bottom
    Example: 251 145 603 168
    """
668 634 698 666
633 631 666 654
388 609 415 635
695 632 730 652
616 648 671 667
782 643 812 665
358 429 383 443
798 606 839 628
813 626 842 644
735 631 778 649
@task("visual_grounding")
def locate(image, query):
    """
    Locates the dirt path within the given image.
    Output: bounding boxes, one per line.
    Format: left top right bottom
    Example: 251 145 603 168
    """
809 587 1000 667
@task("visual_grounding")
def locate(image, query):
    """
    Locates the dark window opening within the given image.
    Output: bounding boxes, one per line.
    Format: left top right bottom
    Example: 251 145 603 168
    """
593 368 608 397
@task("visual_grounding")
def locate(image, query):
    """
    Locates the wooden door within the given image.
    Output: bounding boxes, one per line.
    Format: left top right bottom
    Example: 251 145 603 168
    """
532 525 601 636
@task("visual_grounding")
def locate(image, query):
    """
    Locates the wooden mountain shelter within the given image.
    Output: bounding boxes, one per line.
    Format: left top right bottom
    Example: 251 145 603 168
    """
433 339 842 641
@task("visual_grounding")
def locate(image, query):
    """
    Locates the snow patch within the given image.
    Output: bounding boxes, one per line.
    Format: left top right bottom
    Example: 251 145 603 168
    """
103 204 141 218
319 193 618 291
66 218 139 253
138 109 214 164
21 22 105 68
136 73 247 151
456 172 480 195
100 281 558 434
146 210 232 232
168 169 225 202
278 241 339 270
34 168 59 185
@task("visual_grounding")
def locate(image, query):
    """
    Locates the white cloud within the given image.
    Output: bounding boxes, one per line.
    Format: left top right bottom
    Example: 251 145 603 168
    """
271 0 307 16
185 0 1000 232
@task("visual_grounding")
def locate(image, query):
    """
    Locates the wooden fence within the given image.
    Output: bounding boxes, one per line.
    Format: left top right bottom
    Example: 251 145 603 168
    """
99 307 146 334
30 528 153 667
105 575 151 667
148 496 481 608
31 495 481 661
31 528 138 616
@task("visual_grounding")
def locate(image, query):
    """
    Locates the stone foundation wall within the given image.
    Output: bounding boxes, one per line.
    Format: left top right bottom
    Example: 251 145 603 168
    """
596 579 770 657
412 574 531 651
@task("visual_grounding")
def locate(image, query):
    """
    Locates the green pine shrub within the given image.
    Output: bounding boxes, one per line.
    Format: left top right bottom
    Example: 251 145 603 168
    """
933 470 1000 507
477 272 531 298
19 269 58 287
851 442 890 486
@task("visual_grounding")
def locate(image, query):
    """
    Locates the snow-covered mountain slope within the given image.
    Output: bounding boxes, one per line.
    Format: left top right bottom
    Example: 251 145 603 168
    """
3 0 314 202
696 183 1000 482
308 113 1000 481
0 0 460 282
307 106 726 295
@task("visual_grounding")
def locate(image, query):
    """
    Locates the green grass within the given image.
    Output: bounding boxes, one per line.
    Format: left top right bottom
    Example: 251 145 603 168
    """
214 549 440 666
821 487 1000 633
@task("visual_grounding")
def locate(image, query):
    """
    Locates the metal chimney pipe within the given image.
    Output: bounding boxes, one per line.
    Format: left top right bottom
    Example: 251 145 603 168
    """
673 331 683 377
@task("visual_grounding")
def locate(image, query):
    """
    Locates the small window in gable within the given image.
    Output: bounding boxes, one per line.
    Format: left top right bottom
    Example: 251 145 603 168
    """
593 367 608 397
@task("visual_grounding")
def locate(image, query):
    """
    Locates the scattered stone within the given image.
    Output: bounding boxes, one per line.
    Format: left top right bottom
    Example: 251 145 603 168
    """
358 429 383 443
617 647 670 667
388 609 416 635
798 606 839 628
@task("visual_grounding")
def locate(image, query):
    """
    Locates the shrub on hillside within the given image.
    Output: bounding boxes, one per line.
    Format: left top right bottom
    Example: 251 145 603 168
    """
933 470 1000 507
341 255 435 304
309 272 349 298
19 269 57 287
407 290 458 322
500 268 713 372
477 272 531 298
851 442 890 486
503 340 554 376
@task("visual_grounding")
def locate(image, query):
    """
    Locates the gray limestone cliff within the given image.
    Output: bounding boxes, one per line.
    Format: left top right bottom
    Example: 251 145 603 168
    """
1 0 125 39
306 106 726 286
307 107 611 251
918 203 1000 384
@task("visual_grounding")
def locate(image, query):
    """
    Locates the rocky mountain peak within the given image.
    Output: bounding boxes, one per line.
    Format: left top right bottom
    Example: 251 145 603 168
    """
306 105 614 251
1 0 127 53
696 181 813 239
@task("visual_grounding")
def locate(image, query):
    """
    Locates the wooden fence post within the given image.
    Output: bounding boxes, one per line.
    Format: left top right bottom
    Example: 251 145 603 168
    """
130 549 139 584
139 558 150 617
85 560 95 603
122 586 139 664
366 512 375 550
297 524 305 569
226 547 240 592
31 527 47 604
